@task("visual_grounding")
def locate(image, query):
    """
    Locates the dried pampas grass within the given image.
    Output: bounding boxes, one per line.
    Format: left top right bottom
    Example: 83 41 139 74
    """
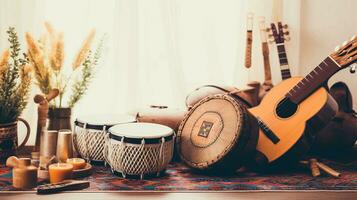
25 32 52 94
50 33 64 71
72 29 96 70
0 49 10 75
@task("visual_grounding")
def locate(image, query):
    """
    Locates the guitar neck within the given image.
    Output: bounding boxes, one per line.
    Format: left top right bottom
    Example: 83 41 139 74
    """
262 42 272 85
286 56 341 104
245 30 253 68
276 43 291 80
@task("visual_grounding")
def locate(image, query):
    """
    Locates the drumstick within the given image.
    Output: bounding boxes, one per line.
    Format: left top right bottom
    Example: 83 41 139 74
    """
316 162 341 178
34 89 60 151
309 158 321 177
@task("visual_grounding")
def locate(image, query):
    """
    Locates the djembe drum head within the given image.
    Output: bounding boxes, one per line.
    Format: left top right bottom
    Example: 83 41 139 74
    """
177 94 258 173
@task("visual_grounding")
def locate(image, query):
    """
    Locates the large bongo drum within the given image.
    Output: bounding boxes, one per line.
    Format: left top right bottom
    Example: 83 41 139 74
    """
105 122 174 179
177 94 258 173
73 115 136 163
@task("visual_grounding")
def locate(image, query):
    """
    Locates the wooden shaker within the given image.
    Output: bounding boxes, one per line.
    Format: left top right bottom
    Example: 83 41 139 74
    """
6 156 38 189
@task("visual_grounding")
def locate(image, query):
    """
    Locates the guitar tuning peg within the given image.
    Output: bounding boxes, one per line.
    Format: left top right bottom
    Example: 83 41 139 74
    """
283 24 288 29
284 31 290 35
268 39 275 44
342 40 348 46
351 35 356 41
266 28 271 32
350 63 356 73
268 34 274 38
284 36 291 41
335 45 340 52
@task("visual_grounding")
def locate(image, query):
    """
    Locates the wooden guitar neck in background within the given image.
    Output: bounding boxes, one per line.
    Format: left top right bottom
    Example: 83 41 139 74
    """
244 13 254 69
276 42 291 80
258 17 272 86
268 22 292 80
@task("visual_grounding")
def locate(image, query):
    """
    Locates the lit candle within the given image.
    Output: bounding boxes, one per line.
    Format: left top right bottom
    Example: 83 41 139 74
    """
66 158 86 170
48 163 73 183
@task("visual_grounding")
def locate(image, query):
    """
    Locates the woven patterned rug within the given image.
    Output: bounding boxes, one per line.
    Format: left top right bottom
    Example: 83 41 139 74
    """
1 157 357 191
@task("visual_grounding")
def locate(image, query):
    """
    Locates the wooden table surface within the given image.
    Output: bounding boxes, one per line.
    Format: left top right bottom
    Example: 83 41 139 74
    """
1 191 357 200
3 146 355 199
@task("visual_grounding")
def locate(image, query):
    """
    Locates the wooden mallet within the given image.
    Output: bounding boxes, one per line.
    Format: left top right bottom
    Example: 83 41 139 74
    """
34 89 59 152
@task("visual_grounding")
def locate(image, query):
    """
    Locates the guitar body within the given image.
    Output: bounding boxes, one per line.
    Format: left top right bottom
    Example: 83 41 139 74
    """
249 77 338 163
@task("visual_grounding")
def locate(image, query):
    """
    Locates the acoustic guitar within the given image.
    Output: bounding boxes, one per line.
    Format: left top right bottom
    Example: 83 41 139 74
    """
257 16 273 100
268 22 292 80
249 36 357 163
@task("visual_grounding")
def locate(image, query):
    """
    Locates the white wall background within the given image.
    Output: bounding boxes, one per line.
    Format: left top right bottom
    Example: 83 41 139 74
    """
299 0 357 109
0 0 356 145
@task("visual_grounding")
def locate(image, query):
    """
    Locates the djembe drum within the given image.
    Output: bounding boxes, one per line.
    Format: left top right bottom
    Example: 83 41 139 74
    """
177 93 259 173
105 122 174 179
185 85 259 108
73 115 136 163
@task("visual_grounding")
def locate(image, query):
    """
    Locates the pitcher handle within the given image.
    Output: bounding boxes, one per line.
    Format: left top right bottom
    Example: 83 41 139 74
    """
17 118 30 149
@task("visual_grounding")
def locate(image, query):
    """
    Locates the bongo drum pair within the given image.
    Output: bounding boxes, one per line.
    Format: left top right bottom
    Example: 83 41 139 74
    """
177 93 259 173
73 115 174 179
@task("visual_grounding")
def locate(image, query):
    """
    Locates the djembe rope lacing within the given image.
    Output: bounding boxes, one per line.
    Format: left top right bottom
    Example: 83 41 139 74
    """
106 136 174 179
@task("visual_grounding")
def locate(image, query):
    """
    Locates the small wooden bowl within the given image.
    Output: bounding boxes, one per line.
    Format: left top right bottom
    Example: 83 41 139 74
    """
73 163 92 178
38 163 92 180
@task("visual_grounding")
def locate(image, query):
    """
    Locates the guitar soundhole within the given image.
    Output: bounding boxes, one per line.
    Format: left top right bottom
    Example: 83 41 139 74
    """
276 97 298 118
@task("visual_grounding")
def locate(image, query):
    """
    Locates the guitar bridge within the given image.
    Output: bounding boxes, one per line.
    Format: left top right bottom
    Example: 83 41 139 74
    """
257 118 280 144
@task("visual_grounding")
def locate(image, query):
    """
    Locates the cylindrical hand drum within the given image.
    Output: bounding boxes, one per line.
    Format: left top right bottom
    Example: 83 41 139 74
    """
105 122 174 179
136 105 186 133
73 115 136 163
185 85 259 109
177 94 259 173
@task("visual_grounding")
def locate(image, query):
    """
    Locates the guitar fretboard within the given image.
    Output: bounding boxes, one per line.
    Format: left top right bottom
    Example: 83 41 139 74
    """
276 43 291 80
286 56 341 104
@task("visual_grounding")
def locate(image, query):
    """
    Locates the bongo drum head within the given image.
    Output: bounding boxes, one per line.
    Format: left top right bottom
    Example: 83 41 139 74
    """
109 122 173 139
177 94 255 171
75 114 136 128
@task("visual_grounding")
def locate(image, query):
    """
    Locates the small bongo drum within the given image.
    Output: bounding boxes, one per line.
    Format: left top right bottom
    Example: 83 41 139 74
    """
177 94 258 173
105 122 174 179
73 115 136 163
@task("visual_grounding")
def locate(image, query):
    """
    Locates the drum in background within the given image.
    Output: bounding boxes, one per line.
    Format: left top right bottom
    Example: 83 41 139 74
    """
185 85 259 109
105 122 174 179
136 105 186 133
177 94 259 173
73 115 136 163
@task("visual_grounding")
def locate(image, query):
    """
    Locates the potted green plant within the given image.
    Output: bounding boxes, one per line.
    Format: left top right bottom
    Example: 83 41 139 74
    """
25 22 104 130
0 27 32 161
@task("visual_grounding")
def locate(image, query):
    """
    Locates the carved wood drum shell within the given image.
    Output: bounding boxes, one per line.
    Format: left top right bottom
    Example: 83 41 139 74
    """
177 94 258 173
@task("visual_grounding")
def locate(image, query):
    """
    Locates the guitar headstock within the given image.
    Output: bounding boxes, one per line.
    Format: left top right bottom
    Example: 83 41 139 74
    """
246 12 254 31
267 22 290 44
331 36 357 71
258 16 268 43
